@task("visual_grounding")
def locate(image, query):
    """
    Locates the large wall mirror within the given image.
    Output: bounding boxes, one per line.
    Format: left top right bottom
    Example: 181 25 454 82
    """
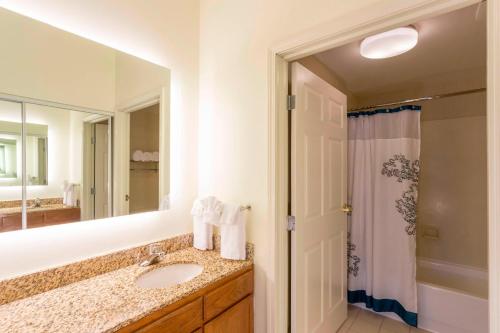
0 8 170 233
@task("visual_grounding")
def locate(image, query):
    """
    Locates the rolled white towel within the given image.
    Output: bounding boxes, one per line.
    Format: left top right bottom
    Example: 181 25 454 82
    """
143 152 153 162
191 199 214 250
199 196 223 225
193 215 213 250
152 152 160 162
132 150 144 162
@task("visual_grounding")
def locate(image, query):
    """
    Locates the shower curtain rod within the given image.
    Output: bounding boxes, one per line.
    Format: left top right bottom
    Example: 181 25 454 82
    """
348 87 486 113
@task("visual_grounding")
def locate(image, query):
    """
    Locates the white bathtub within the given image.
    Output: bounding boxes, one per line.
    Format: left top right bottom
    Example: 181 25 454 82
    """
417 258 489 333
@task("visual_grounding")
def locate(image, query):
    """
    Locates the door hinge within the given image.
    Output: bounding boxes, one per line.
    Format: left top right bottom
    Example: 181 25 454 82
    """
287 95 296 111
287 215 296 231
90 187 95 195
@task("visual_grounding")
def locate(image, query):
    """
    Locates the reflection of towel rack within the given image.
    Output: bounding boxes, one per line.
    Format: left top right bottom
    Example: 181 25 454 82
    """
239 205 251 211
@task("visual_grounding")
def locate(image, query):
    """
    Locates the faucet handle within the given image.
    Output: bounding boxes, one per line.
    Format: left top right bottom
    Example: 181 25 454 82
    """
148 243 163 255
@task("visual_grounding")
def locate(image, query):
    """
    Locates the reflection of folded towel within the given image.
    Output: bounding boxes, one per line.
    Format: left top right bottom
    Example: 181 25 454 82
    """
63 181 80 207
132 150 144 161
152 152 159 162
143 152 153 161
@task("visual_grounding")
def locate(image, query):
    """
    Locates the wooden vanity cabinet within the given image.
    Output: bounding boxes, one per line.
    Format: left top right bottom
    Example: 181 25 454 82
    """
0 207 80 232
119 267 254 333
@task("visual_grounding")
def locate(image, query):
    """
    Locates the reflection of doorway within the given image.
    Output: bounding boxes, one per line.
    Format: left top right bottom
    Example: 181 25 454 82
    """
82 118 110 220
129 104 159 214
93 121 109 218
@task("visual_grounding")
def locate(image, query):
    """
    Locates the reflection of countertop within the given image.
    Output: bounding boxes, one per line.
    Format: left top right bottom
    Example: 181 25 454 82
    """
0 247 253 333
0 204 76 215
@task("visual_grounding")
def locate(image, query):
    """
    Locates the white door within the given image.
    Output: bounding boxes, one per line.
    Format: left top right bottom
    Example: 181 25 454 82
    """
291 62 348 333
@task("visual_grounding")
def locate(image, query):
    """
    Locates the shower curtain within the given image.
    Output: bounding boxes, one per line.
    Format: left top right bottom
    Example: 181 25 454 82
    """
347 105 421 326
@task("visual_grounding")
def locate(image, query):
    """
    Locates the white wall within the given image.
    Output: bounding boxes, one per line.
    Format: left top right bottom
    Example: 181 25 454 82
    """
198 0 387 331
25 104 72 200
0 0 199 280
0 8 116 111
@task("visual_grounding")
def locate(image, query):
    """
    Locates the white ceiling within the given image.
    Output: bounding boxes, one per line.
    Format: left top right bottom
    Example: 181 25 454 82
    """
314 4 486 96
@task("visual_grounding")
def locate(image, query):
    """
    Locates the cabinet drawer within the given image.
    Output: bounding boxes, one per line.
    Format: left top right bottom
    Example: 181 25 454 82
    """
204 270 253 321
137 298 202 333
1 214 22 231
44 208 81 225
204 295 253 333
26 212 45 227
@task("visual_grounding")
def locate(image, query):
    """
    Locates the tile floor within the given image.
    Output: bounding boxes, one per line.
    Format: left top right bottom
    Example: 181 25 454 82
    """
337 305 431 333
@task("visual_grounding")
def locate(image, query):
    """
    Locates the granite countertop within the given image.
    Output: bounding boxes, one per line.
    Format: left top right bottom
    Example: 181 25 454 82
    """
0 204 73 215
0 247 253 333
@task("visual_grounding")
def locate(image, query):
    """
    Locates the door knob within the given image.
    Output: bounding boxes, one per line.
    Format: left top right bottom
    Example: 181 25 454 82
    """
341 203 352 214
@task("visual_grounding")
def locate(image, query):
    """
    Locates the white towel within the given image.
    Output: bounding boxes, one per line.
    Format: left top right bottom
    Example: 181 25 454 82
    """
199 196 223 225
132 150 144 161
193 215 213 250
63 182 80 207
152 152 160 162
219 204 246 260
191 196 223 250
143 152 153 161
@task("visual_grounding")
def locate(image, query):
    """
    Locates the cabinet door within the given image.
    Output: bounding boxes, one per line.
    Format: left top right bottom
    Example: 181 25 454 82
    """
26 212 45 228
44 208 81 225
204 270 253 321
137 298 203 333
1 214 22 232
204 295 253 333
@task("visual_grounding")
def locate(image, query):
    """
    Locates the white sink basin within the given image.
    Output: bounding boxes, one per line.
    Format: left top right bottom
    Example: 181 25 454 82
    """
136 263 203 289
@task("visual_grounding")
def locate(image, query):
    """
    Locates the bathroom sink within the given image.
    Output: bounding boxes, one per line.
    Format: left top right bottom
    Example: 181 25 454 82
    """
136 263 203 289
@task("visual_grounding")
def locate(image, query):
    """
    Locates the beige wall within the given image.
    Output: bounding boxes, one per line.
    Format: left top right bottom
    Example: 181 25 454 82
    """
0 0 199 280
0 8 116 111
418 95 487 269
297 56 357 107
198 1 383 331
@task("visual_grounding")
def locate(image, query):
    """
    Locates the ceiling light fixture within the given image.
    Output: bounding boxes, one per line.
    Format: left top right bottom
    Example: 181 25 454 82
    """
360 26 418 59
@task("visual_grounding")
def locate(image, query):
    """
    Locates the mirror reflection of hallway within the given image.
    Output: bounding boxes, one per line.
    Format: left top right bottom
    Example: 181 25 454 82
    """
129 103 159 214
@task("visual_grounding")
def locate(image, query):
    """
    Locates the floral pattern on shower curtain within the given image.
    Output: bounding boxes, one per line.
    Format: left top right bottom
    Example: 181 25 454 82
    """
347 105 421 327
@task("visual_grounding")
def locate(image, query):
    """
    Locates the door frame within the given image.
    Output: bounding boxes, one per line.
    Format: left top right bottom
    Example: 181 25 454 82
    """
115 87 170 214
268 0 500 332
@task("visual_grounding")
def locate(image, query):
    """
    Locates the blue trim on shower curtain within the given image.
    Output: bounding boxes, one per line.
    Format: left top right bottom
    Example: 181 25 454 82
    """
348 290 418 327
348 104 421 118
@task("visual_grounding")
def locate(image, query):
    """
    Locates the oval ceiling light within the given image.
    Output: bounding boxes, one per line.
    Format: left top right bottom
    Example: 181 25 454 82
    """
360 27 418 59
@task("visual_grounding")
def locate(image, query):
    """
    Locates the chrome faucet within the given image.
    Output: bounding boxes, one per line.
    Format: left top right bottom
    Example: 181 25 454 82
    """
31 198 42 208
139 243 165 267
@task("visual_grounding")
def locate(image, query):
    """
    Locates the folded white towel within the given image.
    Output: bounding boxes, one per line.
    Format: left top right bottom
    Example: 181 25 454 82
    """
142 152 153 161
63 183 80 207
199 196 223 225
193 215 213 250
152 152 160 162
132 150 144 161
220 204 246 260
191 196 223 250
